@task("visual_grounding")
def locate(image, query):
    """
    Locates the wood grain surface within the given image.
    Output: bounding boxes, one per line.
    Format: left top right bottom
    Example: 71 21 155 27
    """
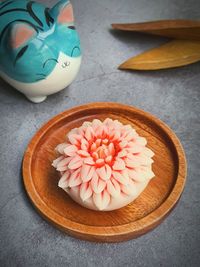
112 19 200 40
119 40 200 70
23 103 187 242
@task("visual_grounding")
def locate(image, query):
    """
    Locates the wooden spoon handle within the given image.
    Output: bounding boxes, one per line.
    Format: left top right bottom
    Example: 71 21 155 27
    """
112 20 200 40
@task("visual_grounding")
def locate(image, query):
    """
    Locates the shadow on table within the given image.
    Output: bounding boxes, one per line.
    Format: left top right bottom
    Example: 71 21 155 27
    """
0 77 24 103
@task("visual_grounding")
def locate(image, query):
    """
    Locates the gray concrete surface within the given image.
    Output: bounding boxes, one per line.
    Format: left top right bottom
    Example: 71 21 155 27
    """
0 0 200 266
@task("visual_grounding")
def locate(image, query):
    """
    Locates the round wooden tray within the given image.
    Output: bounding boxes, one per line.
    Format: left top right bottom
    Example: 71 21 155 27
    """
23 102 187 242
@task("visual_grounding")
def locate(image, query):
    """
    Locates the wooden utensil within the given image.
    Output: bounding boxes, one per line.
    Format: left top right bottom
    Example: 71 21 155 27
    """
112 19 200 70
119 40 200 70
23 103 187 242
112 20 200 40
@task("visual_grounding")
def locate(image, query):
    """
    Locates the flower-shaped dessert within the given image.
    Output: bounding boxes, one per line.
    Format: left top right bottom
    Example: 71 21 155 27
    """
52 118 155 211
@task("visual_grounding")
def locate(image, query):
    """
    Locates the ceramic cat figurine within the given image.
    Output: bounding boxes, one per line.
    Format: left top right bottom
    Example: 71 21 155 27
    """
0 0 81 103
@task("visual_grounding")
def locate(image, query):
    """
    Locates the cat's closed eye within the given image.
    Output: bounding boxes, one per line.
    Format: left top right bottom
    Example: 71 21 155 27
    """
68 26 76 30
43 58 58 68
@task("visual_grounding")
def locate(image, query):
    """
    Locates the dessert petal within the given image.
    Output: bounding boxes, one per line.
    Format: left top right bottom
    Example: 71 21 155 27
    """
56 157 72 168
121 179 137 196
136 137 147 146
52 156 64 168
117 150 128 158
80 183 92 201
106 178 121 197
55 143 69 154
64 145 78 156
81 138 89 151
93 190 110 210
84 157 95 165
143 147 155 158
85 126 95 141
125 157 140 168
68 156 82 170
77 150 90 157
68 169 81 187
113 171 129 185
58 170 70 188
96 165 111 181
127 144 144 154
112 158 126 170
81 165 95 182
91 173 106 194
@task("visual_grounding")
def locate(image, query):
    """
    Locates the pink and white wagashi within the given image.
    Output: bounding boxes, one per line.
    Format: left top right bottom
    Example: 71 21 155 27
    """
52 118 155 211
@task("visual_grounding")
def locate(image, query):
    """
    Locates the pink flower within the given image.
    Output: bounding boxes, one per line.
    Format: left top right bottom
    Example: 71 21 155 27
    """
52 118 155 210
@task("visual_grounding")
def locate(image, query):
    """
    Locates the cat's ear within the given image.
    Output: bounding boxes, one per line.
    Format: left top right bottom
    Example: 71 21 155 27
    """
10 23 36 49
50 0 74 25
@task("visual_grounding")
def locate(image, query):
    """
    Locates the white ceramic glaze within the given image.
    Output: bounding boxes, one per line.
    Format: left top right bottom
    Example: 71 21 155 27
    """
0 0 81 103
0 53 81 103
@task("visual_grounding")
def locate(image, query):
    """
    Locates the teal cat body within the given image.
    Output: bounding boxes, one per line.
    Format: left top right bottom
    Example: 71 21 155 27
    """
0 0 81 101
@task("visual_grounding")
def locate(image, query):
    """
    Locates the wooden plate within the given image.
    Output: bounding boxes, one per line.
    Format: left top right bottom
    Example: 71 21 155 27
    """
23 102 187 242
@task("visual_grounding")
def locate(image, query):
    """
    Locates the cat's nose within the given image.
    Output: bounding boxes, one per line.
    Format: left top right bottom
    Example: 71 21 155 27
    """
62 62 70 68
